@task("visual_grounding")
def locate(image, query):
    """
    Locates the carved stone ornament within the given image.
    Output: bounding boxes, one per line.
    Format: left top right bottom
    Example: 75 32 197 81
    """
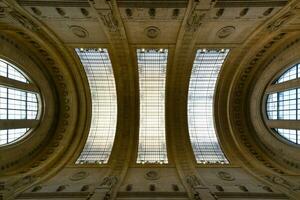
144 170 160 180
217 171 235 181
99 176 118 188
267 12 294 32
185 10 205 32
9 11 39 31
69 171 89 181
69 25 89 38
217 26 235 39
265 175 300 191
186 175 202 188
144 26 160 39
11 175 37 189
99 10 118 32
0 7 5 18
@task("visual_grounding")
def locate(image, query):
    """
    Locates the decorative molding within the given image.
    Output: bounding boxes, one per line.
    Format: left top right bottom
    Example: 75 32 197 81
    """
217 26 235 39
69 25 89 38
98 10 118 32
0 6 6 18
144 171 160 180
217 171 235 181
8 10 40 32
186 175 202 189
99 176 118 188
69 171 89 181
10 175 37 190
144 26 160 39
230 32 288 174
265 175 300 191
267 12 294 32
214 192 288 198
17 192 90 198
185 9 205 32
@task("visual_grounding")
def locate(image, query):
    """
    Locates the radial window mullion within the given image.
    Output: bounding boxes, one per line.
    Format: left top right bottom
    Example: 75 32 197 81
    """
188 49 229 164
75 48 117 164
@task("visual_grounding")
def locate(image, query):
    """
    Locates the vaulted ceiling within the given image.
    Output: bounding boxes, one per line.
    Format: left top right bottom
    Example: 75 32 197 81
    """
0 0 300 199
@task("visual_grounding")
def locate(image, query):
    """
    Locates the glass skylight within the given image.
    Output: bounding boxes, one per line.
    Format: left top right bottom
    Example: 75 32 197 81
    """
137 49 168 164
75 48 117 164
188 49 229 164
0 58 39 145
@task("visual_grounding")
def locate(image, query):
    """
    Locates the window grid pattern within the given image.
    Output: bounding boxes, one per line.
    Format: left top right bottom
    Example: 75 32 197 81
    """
266 62 300 145
267 89 300 120
75 48 117 164
0 87 38 120
188 49 229 164
0 128 29 145
276 64 300 84
0 58 39 145
137 49 168 164
0 59 28 83
274 128 300 144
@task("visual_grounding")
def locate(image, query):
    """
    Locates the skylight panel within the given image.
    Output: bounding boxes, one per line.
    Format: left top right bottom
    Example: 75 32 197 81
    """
188 49 229 164
137 49 168 164
75 48 117 164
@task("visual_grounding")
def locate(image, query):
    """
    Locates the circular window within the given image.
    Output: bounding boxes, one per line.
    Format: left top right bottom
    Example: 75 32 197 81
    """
265 63 300 145
0 58 40 145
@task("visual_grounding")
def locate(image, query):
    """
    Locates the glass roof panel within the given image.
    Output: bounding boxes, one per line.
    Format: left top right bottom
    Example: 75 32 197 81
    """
75 48 117 164
137 48 168 164
188 49 229 164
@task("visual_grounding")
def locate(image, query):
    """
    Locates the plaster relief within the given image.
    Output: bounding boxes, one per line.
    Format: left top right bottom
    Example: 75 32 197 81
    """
99 10 118 32
99 176 118 188
185 10 205 32
217 26 235 39
144 170 160 180
9 11 39 31
0 7 5 18
69 25 89 38
186 175 202 188
267 12 294 32
217 171 235 181
69 171 89 181
265 175 300 191
144 26 160 39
